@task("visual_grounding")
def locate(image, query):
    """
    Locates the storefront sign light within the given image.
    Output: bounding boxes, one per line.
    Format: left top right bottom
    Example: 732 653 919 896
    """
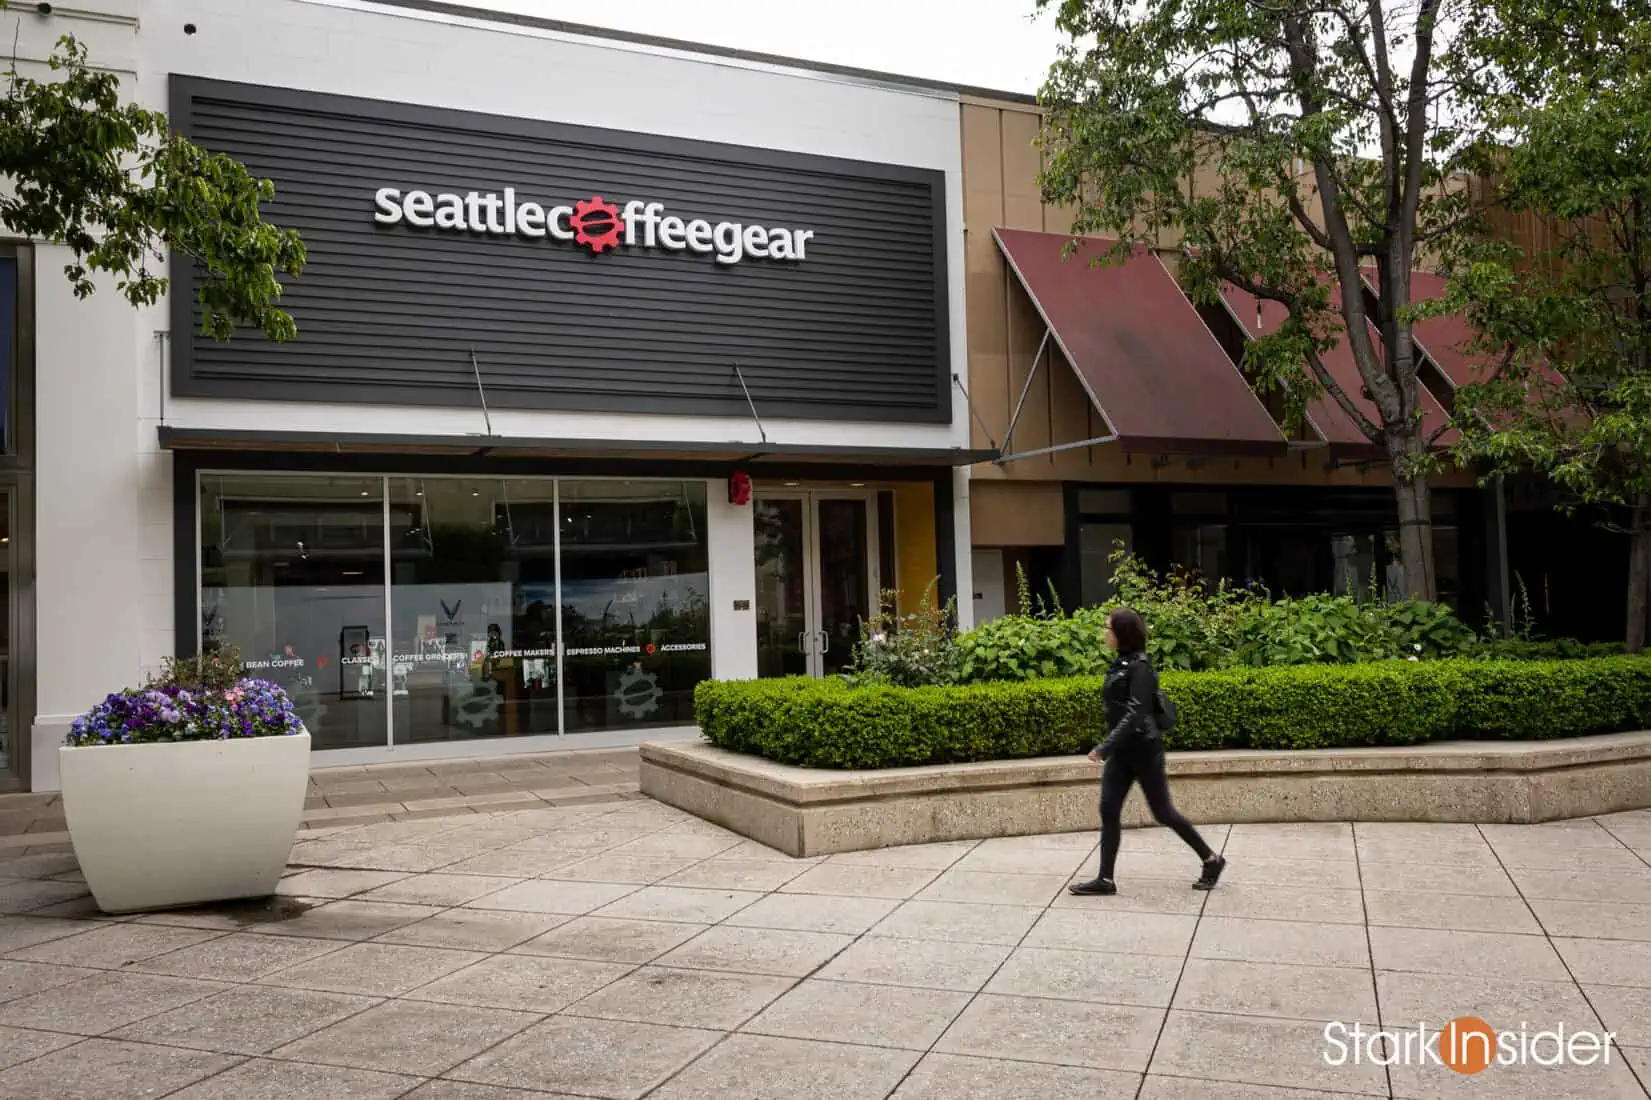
372 187 815 265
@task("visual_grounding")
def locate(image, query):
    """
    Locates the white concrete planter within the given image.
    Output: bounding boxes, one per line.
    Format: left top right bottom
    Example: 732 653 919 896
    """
59 732 311 914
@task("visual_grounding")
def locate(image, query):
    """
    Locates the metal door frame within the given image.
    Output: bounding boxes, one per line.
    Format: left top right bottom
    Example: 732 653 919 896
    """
755 489 880 678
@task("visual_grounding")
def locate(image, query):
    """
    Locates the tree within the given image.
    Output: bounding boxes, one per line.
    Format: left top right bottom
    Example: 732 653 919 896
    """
1 29 303 340
1440 0 1651 651
1035 0 1492 601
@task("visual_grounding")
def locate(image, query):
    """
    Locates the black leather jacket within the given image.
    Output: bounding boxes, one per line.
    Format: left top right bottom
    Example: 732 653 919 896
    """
1095 650 1161 759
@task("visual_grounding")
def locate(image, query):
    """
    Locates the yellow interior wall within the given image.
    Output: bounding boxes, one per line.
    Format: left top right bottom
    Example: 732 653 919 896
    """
892 483 938 613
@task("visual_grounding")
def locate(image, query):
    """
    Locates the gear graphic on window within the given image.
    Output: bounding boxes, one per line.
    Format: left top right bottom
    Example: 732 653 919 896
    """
614 667 663 720
571 196 623 253
454 684 500 730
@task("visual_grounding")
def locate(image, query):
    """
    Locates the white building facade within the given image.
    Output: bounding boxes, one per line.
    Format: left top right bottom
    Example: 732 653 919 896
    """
9 0 978 791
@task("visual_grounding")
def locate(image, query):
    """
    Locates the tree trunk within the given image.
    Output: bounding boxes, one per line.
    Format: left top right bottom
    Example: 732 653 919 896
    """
1629 497 1651 655
1385 425 1437 603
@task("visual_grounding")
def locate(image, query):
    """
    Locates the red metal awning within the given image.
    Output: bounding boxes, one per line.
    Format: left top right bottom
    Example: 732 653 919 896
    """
1216 281 1456 459
993 229 1287 456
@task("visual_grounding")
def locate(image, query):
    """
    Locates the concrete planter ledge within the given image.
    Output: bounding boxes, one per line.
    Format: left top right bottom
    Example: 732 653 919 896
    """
639 732 1651 856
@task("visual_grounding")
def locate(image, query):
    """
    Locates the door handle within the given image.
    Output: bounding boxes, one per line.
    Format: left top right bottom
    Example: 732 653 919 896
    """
817 629 830 654
798 631 810 655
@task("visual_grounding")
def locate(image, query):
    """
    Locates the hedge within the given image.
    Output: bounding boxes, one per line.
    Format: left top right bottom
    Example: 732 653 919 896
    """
693 657 1651 769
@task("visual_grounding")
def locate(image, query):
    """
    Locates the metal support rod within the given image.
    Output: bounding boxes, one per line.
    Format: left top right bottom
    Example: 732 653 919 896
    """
731 362 768 445
1001 328 1050 455
469 348 494 436
951 372 998 450
994 433 1120 465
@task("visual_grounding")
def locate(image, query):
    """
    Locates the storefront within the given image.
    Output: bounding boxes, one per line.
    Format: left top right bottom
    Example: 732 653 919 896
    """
24 0 976 787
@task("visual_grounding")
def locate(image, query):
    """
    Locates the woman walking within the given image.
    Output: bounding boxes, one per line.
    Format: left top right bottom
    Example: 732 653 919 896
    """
1069 608 1227 896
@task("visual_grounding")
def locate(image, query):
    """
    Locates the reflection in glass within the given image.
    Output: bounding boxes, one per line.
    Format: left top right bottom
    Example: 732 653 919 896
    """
387 479 558 744
559 481 710 733
816 498 869 677
199 475 390 750
1080 522 1133 606
755 498 808 678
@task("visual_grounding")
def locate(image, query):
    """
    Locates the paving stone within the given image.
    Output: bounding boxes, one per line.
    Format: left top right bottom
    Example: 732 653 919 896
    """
164 1058 421 1099
402 1081 566 1099
1581 984 1651 1047
569 965 794 1029
374 908 570 952
0 960 100 1002
0 971 231 1035
0 852 80 880
1046 876 1208 916
1139 1076 1383 1098
113 983 377 1054
261 941 487 998
439 849 580 878
648 1033 919 1100
330 844 482 874
1355 860 1517 896
1387 1045 1644 1099
512 916 705 964
936 993 1163 1072
273 999 540 1077
1554 937 1651 987
986 946 1181 1008
8 923 225 969
1174 958 1379 1024
448 1014 720 1098
1369 926 1568 981
276 869 410 898
778 864 940 901
0 879 90 914
869 900 1043 947
892 1053 1140 1099
0 1024 78 1071
250 899 444 941
655 926 853 977
410 953 631 1013
715 839 819 863
1150 1010 1386 1094
916 870 1068 908
1199 884 1366 926
1491 843 1649 872
1481 820 1623 848
466 879 638 916
816 935 1011 992
1191 917 1370 970
1511 866 1651 905
1029 909 1199 957
952 845 1093 876
746 979 970 1049
1374 970 1600 1031
660 859 812 892
131 933 345 981
609 832 744 859
1530 898 1651 940
357 873 523 907
1223 823 1355 862
593 885 765 924
825 842 977 870
548 855 701 885
1364 890 1540 934
723 893 899 935
0 1038 237 1100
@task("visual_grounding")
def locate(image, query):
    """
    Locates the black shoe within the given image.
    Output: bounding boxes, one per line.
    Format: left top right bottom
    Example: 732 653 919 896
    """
1193 855 1227 891
1069 878 1117 896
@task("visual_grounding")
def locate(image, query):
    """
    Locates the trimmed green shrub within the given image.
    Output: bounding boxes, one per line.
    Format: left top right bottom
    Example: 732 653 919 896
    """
695 657 1651 769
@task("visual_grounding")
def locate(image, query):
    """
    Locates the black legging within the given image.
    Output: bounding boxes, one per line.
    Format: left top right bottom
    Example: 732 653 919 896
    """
1099 742 1213 879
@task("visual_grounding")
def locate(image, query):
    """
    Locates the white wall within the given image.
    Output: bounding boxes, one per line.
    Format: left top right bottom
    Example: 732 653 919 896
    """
29 0 975 786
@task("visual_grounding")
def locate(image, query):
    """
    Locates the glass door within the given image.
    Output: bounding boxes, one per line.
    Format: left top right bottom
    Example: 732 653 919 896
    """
754 491 877 678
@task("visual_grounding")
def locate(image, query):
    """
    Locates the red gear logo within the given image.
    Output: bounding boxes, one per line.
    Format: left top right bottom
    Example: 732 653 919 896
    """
570 196 623 253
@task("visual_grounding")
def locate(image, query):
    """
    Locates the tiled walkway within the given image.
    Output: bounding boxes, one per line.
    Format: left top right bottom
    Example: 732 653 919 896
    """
0 806 1649 1097
0 747 644 843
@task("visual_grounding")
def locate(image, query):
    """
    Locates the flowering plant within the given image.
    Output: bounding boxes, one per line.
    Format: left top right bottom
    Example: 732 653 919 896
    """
64 678 303 747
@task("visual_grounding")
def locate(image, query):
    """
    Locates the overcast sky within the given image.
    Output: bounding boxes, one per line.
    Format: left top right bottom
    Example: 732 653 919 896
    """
442 0 1066 95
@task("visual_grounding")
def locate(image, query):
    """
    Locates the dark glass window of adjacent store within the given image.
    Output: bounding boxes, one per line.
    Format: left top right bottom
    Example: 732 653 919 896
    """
199 474 709 749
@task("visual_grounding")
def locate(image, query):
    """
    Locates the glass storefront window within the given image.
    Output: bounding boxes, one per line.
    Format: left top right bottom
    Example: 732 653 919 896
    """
559 481 711 734
197 474 711 749
1079 522 1133 606
199 475 390 751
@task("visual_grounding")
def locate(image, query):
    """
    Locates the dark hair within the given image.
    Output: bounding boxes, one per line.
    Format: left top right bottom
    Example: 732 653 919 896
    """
1107 607 1149 653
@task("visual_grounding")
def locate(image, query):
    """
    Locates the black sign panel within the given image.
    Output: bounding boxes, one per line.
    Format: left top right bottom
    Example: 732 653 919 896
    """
169 77 950 423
